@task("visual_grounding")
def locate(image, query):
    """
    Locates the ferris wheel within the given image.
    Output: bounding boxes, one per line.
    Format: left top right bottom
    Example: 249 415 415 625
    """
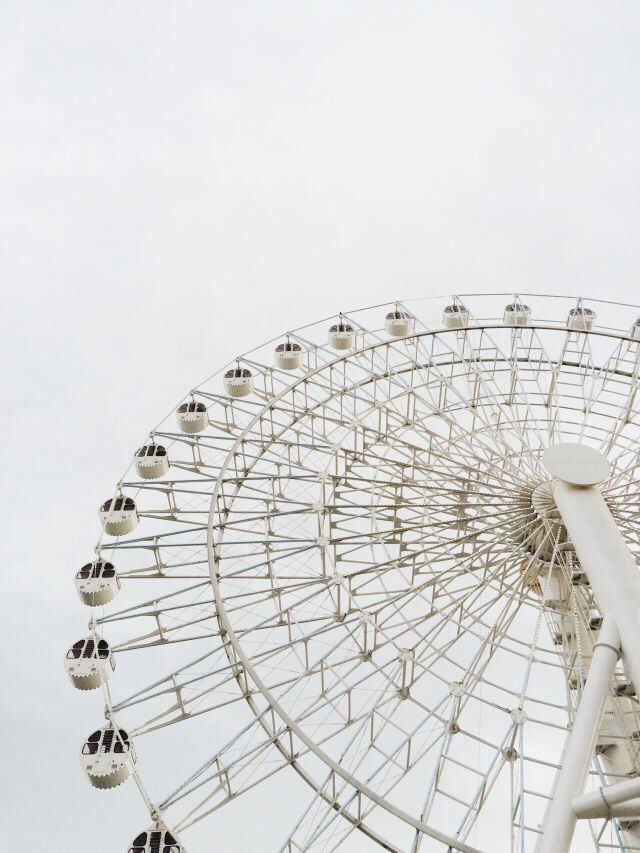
65 293 640 853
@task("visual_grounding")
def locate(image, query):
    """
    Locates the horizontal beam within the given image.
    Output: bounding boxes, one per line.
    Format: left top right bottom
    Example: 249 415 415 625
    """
574 797 640 820
573 776 640 819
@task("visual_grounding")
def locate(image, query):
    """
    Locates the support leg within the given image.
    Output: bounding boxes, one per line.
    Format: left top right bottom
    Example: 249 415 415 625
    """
536 618 620 853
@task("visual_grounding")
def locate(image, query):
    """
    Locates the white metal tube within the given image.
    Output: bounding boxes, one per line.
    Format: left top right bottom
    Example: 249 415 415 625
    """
553 480 640 697
535 617 620 853
581 797 640 820
572 797 640 820
573 776 640 818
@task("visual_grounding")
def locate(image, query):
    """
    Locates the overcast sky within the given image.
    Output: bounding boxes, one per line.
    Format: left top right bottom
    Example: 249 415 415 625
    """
2 2 640 850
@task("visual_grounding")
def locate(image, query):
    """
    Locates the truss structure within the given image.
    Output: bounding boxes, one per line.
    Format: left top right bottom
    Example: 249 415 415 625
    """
68 293 640 852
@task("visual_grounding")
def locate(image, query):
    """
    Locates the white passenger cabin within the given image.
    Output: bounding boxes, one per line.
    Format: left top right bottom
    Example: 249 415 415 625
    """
176 400 208 433
135 444 169 479
274 341 303 370
75 560 120 606
224 367 254 398
99 495 138 536
385 310 414 337
80 726 135 789
328 322 356 350
503 303 531 326
567 306 596 332
443 304 469 329
64 637 115 690
128 826 186 852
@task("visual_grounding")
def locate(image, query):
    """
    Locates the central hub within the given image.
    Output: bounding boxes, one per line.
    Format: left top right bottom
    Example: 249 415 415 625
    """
526 482 569 561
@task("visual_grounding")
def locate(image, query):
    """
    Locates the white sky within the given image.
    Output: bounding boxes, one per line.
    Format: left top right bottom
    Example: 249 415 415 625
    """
2 2 640 850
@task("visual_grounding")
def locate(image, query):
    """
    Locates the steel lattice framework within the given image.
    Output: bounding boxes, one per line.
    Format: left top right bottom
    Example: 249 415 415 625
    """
67 293 640 852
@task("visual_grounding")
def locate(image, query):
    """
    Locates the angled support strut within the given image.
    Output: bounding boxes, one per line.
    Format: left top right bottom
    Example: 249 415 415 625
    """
536 444 640 853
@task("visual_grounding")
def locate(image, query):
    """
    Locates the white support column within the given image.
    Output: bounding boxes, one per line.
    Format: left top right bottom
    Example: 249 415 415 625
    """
552 480 640 698
535 617 620 853
535 443 640 852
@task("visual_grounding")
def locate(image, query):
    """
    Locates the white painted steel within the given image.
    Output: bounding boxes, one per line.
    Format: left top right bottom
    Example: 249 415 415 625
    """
572 799 640 820
536 618 620 853
206 440 484 853
553 480 640 700
66 294 640 851
573 776 640 819
543 443 612 486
